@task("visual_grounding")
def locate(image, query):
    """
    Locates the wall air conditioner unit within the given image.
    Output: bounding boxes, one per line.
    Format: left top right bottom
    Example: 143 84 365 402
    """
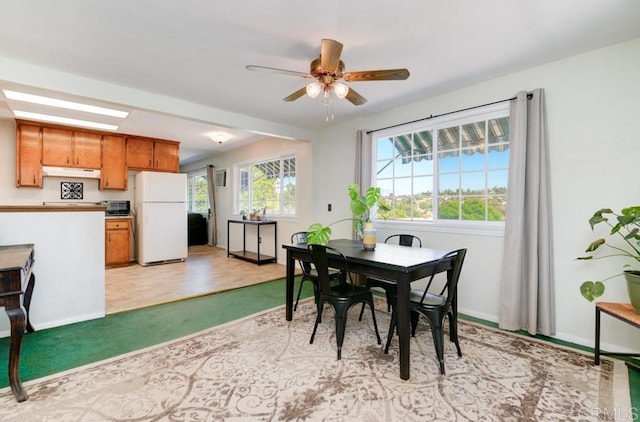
42 166 101 179
215 169 227 189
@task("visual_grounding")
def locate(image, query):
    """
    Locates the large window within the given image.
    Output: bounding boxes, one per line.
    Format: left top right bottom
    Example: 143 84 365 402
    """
236 155 296 216
187 169 209 214
374 104 509 226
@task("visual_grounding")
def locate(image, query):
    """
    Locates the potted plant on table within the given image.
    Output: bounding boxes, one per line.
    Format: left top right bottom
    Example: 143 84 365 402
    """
577 206 640 313
307 183 390 249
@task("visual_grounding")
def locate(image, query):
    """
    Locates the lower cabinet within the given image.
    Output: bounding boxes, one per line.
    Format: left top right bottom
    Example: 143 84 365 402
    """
105 218 131 267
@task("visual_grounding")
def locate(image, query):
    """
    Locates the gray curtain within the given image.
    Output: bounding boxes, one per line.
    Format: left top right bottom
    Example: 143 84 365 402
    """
206 165 217 246
499 89 555 336
354 130 373 239
355 129 372 191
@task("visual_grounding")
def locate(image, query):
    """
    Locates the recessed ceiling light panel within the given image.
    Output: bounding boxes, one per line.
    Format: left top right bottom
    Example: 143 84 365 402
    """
13 110 119 131
3 90 129 118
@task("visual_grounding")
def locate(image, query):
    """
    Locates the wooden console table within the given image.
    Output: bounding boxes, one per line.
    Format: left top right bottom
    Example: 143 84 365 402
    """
227 219 277 265
595 302 640 371
0 244 36 402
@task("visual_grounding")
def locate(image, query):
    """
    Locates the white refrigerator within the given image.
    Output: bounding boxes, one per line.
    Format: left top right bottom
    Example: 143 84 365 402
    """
134 171 188 266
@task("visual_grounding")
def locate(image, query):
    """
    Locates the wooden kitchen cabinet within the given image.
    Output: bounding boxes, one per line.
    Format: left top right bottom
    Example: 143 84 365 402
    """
153 141 180 172
100 135 127 190
42 127 101 169
126 137 154 169
16 124 43 188
126 136 180 172
105 218 131 267
73 131 102 168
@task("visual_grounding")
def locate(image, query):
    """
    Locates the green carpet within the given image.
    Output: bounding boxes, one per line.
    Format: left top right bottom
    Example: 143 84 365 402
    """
1 277 638 416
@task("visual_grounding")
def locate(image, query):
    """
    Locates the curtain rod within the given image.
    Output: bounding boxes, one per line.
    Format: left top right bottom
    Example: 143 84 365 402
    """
366 92 533 135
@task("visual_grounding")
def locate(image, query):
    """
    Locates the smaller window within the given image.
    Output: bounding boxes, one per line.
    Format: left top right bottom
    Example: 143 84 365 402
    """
187 169 209 214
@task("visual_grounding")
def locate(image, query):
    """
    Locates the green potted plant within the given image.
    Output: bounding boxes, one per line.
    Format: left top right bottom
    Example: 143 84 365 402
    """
307 183 390 248
577 206 640 312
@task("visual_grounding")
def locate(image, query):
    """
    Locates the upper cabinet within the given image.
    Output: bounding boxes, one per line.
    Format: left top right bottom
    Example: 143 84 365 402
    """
42 127 101 169
101 135 127 190
126 136 180 173
15 120 180 190
15 124 43 188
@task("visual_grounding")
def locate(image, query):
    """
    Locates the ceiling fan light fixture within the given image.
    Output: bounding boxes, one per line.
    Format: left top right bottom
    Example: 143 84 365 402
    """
305 81 323 99
332 82 349 99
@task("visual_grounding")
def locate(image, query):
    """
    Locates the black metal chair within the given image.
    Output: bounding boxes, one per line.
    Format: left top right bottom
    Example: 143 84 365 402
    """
384 248 467 375
308 243 382 360
290 232 343 311
358 234 422 321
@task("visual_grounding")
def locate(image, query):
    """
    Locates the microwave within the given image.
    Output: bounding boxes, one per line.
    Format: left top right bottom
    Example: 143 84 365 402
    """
104 200 131 216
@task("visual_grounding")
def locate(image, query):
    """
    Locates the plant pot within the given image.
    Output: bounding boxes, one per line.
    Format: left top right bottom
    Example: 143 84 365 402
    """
362 222 376 251
624 270 640 313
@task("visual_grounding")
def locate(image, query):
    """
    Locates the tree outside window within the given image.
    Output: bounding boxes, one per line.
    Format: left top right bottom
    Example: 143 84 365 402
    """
236 155 296 216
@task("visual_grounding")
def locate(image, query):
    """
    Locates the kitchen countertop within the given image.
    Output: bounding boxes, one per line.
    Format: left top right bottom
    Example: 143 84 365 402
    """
0 205 107 212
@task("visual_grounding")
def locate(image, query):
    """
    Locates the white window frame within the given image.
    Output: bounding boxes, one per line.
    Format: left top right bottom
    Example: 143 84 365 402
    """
373 102 509 236
233 153 297 217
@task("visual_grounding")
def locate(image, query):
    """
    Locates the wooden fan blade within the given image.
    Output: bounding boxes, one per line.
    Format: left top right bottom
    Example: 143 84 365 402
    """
283 87 307 102
345 87 367 106
343 68 410 82
320 39 343 73
246 65 312 78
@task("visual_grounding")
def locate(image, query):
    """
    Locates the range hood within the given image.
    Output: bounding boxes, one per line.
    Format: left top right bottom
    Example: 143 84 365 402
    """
42 166 101 179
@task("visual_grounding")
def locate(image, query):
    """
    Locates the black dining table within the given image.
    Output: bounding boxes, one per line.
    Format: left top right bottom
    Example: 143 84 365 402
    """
282 238 454 380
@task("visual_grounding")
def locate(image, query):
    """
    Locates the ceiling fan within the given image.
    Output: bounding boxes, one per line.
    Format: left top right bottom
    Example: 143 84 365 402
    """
246 39 410 107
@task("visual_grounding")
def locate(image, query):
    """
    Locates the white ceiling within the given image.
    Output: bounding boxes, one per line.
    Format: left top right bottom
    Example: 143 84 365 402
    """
1 1 639 165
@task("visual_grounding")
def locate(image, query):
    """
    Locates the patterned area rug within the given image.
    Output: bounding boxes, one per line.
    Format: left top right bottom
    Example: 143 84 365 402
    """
0 299 630 421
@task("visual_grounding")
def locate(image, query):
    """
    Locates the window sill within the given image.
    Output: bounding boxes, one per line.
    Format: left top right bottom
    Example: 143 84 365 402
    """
376 219 505 237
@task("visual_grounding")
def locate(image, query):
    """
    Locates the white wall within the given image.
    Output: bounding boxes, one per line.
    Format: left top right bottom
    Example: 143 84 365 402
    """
0 210 105 336
181 136 314 264
311 38 640 352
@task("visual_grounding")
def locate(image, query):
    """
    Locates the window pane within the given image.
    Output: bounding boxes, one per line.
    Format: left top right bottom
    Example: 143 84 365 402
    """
377 159 394 178
439 173 459 195
487 145 509 169
377 137 394 160
413 176 433 220
461 197 486 221
438 151 459 173
488 169 508 193
438 197 459 219
395 157 413 177
488 196 507 221
461 150 485 172
413 130 433 157
413 155 433 176
488 117 509 144
461 122 485 149
461 172 485 193
438 126 459 151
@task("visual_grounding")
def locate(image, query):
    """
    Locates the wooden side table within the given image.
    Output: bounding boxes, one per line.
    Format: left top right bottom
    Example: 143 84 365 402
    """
0 244 36 402
595 302 640 371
